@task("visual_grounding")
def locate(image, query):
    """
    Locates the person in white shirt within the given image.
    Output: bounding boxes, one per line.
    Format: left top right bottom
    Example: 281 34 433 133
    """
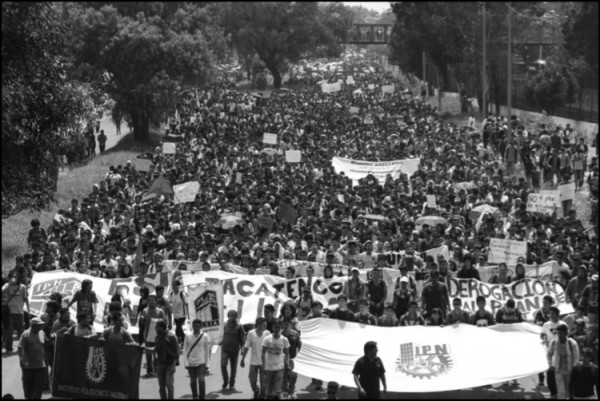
541 306 567 398
262 319 290 399
240 317 271 399
183 319 210 400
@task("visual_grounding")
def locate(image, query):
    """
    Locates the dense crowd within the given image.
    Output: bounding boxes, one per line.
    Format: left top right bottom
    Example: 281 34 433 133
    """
3 51 599 400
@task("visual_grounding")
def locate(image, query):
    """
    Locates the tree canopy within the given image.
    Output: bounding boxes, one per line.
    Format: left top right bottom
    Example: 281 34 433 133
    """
2 2 97 218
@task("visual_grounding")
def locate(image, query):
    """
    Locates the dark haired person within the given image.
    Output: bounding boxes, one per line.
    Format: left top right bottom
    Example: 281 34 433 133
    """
495 299 523 324
352 341 387 399
569 347 599 400
541 306 567 396
241 317 270 400
470 296 495 327
144 319 179 399
328 294 356 322
2 273 29 353
184 318 210 400
547 323 580 399
66 279 98 320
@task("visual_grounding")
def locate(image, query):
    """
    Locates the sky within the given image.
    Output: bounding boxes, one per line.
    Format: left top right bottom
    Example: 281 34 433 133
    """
342 2 392 13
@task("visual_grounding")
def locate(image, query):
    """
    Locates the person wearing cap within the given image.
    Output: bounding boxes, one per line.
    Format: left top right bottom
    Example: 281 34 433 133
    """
547 323 580 399
18 316 49 399
579 275 599 325
352 341 387 399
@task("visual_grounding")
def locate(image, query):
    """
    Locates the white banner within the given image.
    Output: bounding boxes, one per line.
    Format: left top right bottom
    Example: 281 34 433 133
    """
477 261 556 283
263 133 278 145
527 191 558 215
135 159 152 172
285 150 302 163
424 245 449 262
447 278 574 321
346 75 355 85
162 143 176 154
173 181 200 204
349 106 360 114
187 282 224 344
488 238 527 265
331 156 420 184
368 84 375 90
295 319 546 391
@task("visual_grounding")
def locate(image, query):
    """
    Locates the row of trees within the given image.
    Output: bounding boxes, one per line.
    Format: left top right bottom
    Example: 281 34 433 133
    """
388 2 597 115
2 1 362 218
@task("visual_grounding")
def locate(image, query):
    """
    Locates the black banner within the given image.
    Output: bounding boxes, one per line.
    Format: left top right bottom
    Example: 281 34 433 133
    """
52 335 143 399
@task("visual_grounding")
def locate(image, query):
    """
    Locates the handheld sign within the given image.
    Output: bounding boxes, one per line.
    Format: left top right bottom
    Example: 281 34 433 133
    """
527 191 558 215
285 150 302 163
162 143 176 154
427 195 437 209
558 183 575 202
236 172 242 184
382 84 395 94
263 133 278 145
349 107 360 114
173 181 200 204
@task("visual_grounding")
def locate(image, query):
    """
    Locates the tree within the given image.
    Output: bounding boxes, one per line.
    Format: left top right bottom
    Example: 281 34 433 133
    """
63 3 220 141
523 63 578 115
563 2 598 76
2 2 96 218
230 2 334 88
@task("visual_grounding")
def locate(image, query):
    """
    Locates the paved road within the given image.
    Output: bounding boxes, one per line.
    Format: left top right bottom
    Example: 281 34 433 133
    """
1 334 550 399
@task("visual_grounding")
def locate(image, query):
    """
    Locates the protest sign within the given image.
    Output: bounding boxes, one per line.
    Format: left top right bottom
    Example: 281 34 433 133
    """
236 172 242 184
488 238 527 265
256 215 275 231
173 181 200 204
558 182 575 201
368 84 375 90
526 191 558 215
331 156 421 184
364 117 373 125
349 106 360 114
447 278 574 321
285 150 302 163
346 75 355 85
477 261 557 283
360 49 367 54
52 335 143 399
337 194 345 203
382 84 395 94
263 133 277 145
424 245 449 262
162 142 176 154
187 282 224 343
295 319 546 392
277 202 298 225
135 159 152 172
426 195 437 208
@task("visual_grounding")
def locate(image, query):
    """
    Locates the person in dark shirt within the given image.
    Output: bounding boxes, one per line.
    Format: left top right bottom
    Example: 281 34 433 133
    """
352 341 387 399
355 299 377 325
328 294 356 322
457 255 481 280
281 319 302 399
495 299 524 324
569 347 599 399
366 268 387 317
471 296 495 327
144 319 179 399
264 304 276 333
220 310 245 390
421 270 449 317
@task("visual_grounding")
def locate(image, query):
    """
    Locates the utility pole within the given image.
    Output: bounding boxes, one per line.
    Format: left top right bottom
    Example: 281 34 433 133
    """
507 2 512 119
482 2 487 118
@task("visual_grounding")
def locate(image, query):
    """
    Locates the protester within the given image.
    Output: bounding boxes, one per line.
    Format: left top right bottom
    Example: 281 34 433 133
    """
328 294 356 322
262 319 290 399
377 305 399 327
399 301 425 326
2 273 29 353
101 311 135 344
495 299 524 324
183 319 209 400
569 347 599 399
446 298 471 324
66 279 98 318
66 312 97 337
167 279 189 347
281 319 302 399
547 323 580 399
241 317 270 400
18 317 48 399
324 381 340 400
220 309 245 391
145 319 179 399
352 341 387 399
140 294 167 377
470 296 495 327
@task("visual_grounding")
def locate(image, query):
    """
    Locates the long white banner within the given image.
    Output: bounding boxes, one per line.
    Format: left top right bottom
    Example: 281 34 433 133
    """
295 318 546 391
331 156 420 184
447 277 573 321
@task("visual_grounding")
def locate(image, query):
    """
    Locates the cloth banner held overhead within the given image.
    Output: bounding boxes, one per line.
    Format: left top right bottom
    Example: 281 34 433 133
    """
285 150 302 163
173 181 200 204
477 261 557 283
263 133 278 145
381 84 395 94
187 282 224 344
294 319 546 392
331 156 420 184
52 335 143 399
447 277 574 321
488 238 527 265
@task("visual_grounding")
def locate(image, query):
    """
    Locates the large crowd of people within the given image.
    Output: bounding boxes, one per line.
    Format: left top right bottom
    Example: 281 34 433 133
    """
2 50 599 400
